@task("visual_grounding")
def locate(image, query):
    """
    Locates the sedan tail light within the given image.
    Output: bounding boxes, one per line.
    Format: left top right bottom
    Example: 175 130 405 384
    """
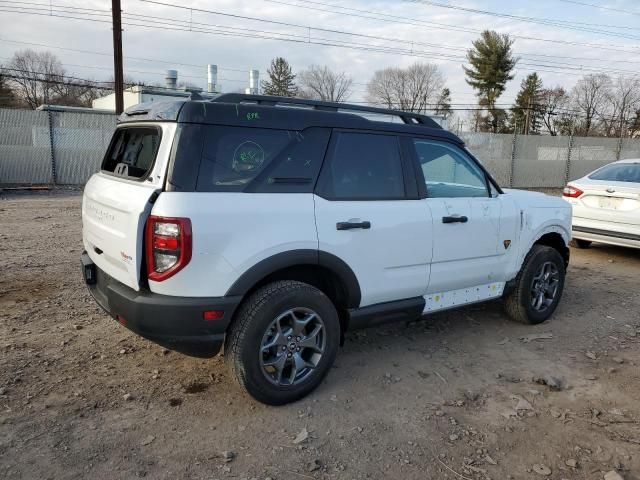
562 185 584 198
145 215 192 282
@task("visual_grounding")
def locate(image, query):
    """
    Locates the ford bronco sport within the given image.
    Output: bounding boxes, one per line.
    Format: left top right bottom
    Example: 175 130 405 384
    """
82 94 571 405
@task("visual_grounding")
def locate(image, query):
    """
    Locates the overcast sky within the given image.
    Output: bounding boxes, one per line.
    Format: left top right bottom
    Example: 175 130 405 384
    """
1 0 639 111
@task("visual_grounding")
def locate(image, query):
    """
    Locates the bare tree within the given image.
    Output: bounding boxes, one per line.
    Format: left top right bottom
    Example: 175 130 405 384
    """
299 65 352 102
600 76 640 137
571 73 612 136
539 86 570 136
366 62 445 113
5 50 139 108
52 79 108 107
6 49 66 108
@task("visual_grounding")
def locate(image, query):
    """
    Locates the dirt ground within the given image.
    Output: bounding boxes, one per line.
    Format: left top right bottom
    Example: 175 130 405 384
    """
1 190 639 480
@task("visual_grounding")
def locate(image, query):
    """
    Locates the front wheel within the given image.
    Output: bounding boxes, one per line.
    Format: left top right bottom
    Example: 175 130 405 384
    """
225 280 340 405
503 245 566 324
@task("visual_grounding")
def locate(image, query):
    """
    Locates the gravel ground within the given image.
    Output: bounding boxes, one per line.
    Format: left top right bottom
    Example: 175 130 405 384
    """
1 190 639 480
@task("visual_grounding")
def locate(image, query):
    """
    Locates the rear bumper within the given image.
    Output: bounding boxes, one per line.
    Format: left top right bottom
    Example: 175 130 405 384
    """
572 225 640 249
82 252 241 357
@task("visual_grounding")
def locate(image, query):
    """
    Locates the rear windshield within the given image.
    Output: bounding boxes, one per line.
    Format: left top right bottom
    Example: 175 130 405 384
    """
589 163 640 183
102 127 161 179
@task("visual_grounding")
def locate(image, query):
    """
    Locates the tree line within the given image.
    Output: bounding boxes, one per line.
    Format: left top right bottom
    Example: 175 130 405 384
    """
257 47 640 138
2 36 639 138
460 30 640 137
260 57 452 117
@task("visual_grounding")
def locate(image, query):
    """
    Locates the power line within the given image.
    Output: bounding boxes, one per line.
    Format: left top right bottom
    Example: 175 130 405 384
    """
0 37 254 74
4 0 640 78
2 1 640 85
0 55 252 84
265 0 637 53
556 0 640 17
5 0 640 67
402 0 640 40
265 0 640 57
129 0 640 77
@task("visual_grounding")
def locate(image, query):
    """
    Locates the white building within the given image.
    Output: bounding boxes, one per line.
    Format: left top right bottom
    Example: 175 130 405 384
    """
92 67 221 112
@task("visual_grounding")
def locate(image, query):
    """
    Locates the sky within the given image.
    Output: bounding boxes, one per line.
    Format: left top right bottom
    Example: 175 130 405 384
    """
0 0 639 117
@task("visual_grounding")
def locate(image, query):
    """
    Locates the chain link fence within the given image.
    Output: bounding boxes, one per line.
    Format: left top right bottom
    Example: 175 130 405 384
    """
1 106 639 188
0 107 116 186
458 132 513 186
49 110 117 185
0 108 54 184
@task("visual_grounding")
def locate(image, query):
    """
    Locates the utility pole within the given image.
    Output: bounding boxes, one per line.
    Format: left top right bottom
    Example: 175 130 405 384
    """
111 0 124 115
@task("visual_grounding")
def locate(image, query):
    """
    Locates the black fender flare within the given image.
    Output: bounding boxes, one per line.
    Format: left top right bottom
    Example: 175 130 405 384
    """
225 249 361 308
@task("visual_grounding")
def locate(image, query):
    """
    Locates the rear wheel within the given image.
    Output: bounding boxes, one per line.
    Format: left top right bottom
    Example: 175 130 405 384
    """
225 280 340 405
571 239 592 249
503 245 566 324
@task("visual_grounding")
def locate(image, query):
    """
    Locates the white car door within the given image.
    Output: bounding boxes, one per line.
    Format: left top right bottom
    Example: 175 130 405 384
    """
408 138 512 294
314 131 433 307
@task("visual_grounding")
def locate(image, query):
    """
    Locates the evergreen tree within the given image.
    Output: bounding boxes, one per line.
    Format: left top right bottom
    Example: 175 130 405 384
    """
463 30 518 133
434 87 452 118
261 57 298 97
0 68 16 107
511 73 544 134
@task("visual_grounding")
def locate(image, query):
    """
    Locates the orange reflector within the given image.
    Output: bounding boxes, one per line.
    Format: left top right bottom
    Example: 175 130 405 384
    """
203 310 224 321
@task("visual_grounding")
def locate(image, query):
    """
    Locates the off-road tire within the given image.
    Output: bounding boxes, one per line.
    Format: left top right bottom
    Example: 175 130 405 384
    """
571 239 592 249
225 280 340 405
503 245 566 324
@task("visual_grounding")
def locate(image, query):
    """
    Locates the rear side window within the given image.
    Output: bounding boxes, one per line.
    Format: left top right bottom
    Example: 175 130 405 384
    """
589 163 640 183
317 132 405 200
102 127 160 179
195 126 329 192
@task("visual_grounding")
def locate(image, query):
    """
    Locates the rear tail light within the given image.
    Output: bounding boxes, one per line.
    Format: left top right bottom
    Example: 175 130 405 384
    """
145 215 192 282
563 185 583 198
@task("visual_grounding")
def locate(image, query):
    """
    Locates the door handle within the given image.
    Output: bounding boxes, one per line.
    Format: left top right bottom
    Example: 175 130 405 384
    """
336 221 371 230
442 215 468 224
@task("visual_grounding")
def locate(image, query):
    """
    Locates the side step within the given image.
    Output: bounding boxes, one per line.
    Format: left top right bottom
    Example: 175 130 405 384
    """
347 297 425 331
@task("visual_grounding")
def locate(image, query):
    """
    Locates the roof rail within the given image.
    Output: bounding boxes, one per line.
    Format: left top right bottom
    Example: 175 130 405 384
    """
209 93 442 129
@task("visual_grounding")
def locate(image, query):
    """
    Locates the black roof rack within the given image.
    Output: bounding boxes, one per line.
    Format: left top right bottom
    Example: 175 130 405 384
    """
210 93 443 129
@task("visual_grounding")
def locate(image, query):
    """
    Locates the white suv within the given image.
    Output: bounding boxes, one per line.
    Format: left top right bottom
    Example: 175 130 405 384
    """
82 94 571 405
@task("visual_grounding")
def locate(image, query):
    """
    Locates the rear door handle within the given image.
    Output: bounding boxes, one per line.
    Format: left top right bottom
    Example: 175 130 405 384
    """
442 215 468 224
336 221 371 230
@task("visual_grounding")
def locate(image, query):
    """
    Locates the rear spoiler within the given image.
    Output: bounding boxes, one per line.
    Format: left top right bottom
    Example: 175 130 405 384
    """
118 100 185 123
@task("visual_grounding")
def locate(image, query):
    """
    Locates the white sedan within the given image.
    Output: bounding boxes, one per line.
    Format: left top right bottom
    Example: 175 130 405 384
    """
563 159 640 250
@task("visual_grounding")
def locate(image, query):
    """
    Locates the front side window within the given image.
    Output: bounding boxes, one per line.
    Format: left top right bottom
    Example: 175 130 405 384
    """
589 163 640 183
102 127 160 179
413 139 488 198
318 132 405 200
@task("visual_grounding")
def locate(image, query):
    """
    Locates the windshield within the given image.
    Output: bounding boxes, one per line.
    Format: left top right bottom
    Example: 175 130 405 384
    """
589 162 640 183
